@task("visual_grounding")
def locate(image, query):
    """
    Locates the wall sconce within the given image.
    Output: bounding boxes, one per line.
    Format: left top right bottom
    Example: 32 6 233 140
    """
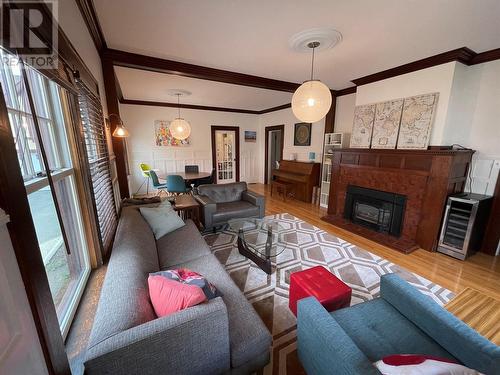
109 113 130 138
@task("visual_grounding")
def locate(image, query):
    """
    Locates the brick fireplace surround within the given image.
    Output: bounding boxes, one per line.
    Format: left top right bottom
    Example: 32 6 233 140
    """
322 148 474 253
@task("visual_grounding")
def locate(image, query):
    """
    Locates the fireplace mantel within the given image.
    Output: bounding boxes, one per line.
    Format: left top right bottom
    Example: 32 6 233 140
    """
322 148 474 253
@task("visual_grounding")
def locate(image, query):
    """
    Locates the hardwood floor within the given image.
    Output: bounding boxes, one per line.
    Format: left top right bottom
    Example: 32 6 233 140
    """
248 183 500 299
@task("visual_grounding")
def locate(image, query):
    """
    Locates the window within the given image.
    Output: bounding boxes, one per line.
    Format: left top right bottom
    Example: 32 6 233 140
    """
0 49 90 338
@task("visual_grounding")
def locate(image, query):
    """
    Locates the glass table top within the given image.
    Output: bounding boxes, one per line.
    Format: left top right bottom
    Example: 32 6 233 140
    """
228 218 287 258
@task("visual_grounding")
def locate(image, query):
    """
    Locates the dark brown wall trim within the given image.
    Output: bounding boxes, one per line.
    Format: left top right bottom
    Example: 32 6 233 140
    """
264 125 285 184
335 86 357 97
120 98 296 115
103 49 301 93
258 103 291 114
102 56 129 198
482 170 500 255
75 0 107 53
120 98 260 114
470 48 500 65
350 46 500 86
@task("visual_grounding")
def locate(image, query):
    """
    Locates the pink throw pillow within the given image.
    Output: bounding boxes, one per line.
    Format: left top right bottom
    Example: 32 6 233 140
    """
148 275 207 317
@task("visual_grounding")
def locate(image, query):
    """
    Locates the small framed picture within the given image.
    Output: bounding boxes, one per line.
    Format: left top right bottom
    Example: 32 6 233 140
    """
294 122 311 146
244 130 257 142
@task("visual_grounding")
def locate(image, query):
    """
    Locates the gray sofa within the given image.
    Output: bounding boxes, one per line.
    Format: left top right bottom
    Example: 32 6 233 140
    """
84 205 271 374
196 182 265 230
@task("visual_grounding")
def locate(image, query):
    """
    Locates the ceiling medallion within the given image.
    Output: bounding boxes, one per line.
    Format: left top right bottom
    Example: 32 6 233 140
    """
166 89 192 97
289 28 342 53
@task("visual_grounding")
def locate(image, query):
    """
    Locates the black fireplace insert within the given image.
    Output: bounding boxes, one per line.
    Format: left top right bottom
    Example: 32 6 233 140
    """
344 185 407 237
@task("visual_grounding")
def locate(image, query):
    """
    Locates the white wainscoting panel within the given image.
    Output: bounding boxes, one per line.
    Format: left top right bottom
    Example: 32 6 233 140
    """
467 155 500 195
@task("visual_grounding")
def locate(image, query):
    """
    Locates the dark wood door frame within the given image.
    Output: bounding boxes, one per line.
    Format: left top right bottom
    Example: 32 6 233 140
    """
264 125 285 184
483 170 500 255
211 126 240 184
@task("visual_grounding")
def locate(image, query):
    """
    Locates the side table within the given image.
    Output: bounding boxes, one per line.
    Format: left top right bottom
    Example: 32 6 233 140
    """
171 195 202 229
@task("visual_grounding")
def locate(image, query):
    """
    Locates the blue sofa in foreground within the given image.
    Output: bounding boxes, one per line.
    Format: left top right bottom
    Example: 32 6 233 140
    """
297 273 500 375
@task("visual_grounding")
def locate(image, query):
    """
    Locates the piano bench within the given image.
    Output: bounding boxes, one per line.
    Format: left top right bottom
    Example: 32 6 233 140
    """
271 180 295 202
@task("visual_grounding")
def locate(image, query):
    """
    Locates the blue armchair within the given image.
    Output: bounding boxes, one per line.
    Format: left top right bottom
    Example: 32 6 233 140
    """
297 273 500 375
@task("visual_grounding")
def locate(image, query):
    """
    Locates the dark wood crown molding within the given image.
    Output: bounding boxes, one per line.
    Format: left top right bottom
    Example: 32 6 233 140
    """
258 103 291 114
120 98 261 114
120 98 297 115
335 86 357 97
352 47 480 86
470 48 500 65
75 0 107 53
103 48 301 93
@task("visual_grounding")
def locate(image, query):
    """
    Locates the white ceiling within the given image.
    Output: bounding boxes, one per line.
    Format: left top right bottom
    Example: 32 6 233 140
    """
115 66 292 110
95 0 500 109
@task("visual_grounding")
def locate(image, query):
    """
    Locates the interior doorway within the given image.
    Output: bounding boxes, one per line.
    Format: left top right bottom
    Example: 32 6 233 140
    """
265 125 285 184
211 126 240 184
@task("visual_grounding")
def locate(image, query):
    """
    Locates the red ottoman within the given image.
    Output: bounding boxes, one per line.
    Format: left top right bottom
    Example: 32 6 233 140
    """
289 266 352 316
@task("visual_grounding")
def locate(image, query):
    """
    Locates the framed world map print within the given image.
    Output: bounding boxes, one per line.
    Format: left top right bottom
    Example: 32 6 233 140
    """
397 93 439 149
371 99 404 149
350 104 376 148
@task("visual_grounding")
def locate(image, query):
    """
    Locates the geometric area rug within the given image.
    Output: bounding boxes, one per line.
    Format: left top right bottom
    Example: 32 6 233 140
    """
203 213 455 375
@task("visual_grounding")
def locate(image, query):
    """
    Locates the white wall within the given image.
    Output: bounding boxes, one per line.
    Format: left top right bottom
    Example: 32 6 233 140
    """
120 104 262 193
258 108 325 179
334 93 356 134
333 60 500 197
446 60 500 195
355 62 457 145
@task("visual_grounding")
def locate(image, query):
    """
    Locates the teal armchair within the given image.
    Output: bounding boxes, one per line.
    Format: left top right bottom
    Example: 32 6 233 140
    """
297 274 500 375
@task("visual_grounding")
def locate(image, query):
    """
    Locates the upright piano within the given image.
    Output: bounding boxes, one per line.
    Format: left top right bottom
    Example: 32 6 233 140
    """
272 160 320 202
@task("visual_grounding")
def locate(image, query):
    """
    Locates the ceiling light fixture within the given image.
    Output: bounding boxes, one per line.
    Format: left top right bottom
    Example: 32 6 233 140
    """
110 113 130 137
292 41 332 123
170 93 192 140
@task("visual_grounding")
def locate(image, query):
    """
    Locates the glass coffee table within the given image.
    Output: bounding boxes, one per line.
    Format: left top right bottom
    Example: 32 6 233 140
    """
228 218 287 274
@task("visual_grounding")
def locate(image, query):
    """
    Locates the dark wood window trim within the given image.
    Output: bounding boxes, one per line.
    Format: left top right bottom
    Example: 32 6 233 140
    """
210 126 240 183
0 84 70 375
264 125 285 184
0 2 109 373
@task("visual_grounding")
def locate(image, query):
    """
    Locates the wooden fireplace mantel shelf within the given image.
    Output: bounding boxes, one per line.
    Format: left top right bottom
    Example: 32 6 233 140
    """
322 148 475 253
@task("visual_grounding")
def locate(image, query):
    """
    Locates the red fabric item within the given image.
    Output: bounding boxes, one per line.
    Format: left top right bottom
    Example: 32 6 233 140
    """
383 354 457 366
148 275 207 317
288 266 352 316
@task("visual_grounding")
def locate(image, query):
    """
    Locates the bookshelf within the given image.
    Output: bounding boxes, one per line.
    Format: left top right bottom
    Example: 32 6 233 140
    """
320 133 349 207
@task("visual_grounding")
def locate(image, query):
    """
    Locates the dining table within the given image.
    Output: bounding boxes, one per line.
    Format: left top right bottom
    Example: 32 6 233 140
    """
161 171 211 184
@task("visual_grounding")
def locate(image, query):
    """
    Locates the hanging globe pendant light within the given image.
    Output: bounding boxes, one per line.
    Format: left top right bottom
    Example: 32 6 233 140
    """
170 93 192 140
292 41 332 123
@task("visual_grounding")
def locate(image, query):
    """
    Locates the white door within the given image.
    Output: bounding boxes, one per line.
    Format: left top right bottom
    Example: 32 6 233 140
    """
0 209 48 375
215 130 236 183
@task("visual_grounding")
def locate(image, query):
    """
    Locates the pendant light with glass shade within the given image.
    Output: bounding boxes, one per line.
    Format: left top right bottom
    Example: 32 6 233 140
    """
292 41 332 123
170 93 192 140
